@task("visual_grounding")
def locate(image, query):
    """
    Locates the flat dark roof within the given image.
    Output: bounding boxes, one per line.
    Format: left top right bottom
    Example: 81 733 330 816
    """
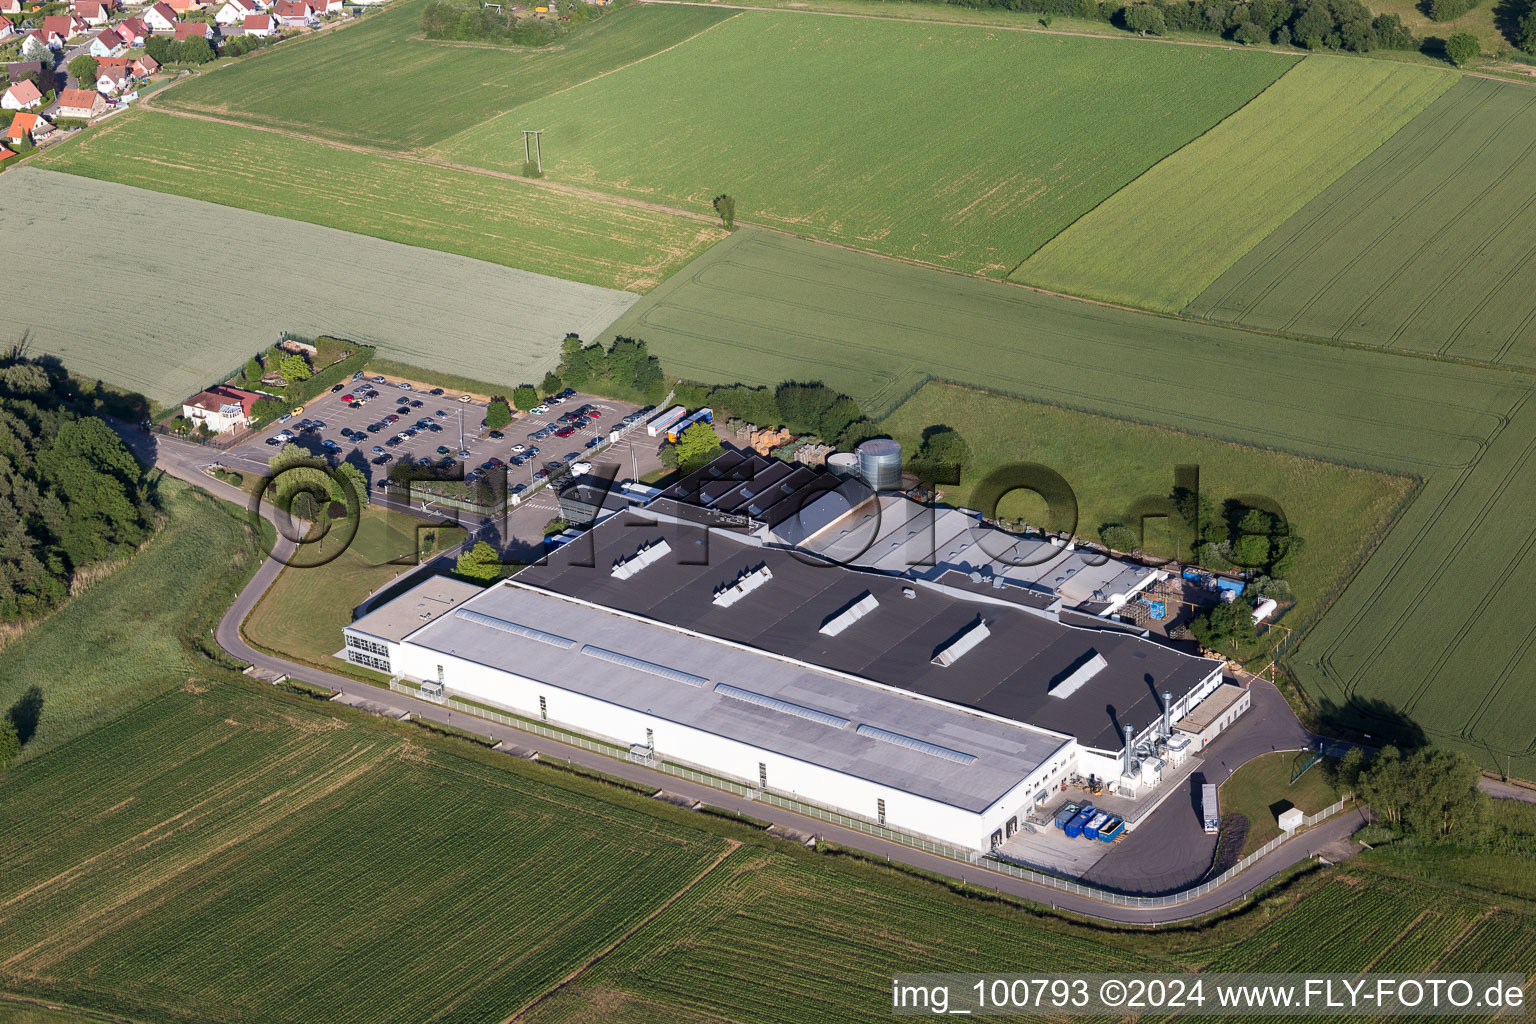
514 512 1219 751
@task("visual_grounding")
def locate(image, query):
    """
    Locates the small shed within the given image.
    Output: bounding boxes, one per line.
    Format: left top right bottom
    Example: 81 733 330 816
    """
1278 806 1305 832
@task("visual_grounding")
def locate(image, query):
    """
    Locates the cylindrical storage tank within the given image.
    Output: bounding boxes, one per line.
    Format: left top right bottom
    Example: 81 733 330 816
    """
827 452 859 479
856 439 903 491
1252 597 1279 623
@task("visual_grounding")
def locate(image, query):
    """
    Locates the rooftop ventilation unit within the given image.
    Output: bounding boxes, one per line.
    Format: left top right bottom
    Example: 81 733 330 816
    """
931 617 990 667
712 564 773 607
579 644 708 687
902 587 916 599
610 539 672 580
454 609 576 650
715 683 849 729
855 724 976 765
818 591 879 637
1048 651 1107 699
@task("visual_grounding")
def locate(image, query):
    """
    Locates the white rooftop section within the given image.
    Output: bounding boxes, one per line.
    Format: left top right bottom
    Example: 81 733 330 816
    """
611 539 671 579
819 591 879 636
400 580 1071 811
795 493 1161 611
1048 651 1107 700
931 617 990 667
346 577 484 642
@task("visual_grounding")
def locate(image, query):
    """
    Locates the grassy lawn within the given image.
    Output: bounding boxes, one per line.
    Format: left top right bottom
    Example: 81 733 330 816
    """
1014 57 1454 311
0 478 264 764
879 383 1414 648
242 506 465 670
433 11 1295 275
1220 751 1343 856
1186 77 1536 368
34 112 724 294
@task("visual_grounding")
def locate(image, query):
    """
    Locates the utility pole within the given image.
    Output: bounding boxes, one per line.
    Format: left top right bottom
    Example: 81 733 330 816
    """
521 129 545 174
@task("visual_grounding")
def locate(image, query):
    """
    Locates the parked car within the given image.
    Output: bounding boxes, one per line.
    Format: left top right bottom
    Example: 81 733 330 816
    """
587 410 602 419
429 388 444 396
372 376 386 383
532 470 547 482
372 455 390 465
409 399 424 408
585 437 601 449
488 430 504 440
371 446 384 454
352 370 365 380
341 394 355 403
435 409 448 418
555 426 576 438
385 414 399 423
266 436 282 446
511 443 526 452
525 446 540 456
511 483 526 495
397 405 411 415
330 383 345 393
459 394 473 403
278 413 293 423
399 382 413 390
457 449 471 458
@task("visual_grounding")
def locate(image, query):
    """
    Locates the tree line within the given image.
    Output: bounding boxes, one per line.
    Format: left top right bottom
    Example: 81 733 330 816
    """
0 352 155 623
421 0 622 46
935 0 1419 53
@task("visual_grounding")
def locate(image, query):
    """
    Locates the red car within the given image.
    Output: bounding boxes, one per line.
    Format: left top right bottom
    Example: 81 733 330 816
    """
555 425 576 438
341 394 355 403
587 410 602 419
385 414 400 423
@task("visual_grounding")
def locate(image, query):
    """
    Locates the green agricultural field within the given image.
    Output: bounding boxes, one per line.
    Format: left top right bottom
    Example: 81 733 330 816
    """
156 0 739 150
0 683 728 1024
1014 57 1454 311
604 227 1536 776
879 383 1413 641
3 167 660 408
243 507 465 670
1186 77 1536 366
34 113 722 297
0 479 262 764
432 11 1295 274
518 848 1536 1022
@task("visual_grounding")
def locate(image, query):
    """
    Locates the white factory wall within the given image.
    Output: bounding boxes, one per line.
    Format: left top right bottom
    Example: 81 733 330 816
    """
390 643 1039 853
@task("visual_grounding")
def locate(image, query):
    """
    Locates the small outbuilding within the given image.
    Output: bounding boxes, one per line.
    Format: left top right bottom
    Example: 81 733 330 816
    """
1278 806 1305 832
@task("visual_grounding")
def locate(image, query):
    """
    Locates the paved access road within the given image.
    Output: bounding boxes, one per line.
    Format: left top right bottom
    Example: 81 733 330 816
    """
114 421 1366 925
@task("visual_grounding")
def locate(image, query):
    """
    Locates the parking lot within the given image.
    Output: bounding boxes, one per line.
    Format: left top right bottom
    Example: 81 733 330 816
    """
218 373 665 549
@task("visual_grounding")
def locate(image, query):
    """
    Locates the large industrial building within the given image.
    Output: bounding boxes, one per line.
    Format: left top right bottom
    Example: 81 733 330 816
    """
345 452 1236 854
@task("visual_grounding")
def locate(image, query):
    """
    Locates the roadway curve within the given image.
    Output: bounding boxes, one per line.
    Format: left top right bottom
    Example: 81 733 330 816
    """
123 424 1366 925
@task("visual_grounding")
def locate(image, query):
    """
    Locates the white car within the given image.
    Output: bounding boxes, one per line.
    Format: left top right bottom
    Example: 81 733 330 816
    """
512 443 526 452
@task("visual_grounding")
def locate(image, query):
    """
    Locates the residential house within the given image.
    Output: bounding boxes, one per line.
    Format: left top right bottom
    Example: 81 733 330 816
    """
273 0 314 26
0 0 21 15
21 31 60 58
71 1 110 25
144 3 178 31
1 79 41 111
86 27 125 56
5 111 39 145
0 146 16 165
240 12 272 34
173 19 214 40
165 0 202 11
7 61 43 85
56 87 105 119
0 16 15 41
181 386 260 433
214 0 255 24
115 16 148 45
41 15 86 41
94 63 131 94
311 0 340 14
131 53 160 77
